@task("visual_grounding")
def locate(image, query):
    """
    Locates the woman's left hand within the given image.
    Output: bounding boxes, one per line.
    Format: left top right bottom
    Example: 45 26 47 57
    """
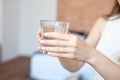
38 32 94 62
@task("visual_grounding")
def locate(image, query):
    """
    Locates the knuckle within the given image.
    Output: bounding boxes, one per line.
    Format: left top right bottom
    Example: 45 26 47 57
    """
70 40 78 48
70 35 79 46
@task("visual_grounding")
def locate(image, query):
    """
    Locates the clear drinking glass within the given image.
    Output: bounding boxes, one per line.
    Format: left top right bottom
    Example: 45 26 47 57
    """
40 20 69 40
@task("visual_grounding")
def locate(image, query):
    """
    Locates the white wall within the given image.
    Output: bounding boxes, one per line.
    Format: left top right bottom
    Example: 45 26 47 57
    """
19 0 57 55
0 0 3 43
1 0 57 61
2 0 21 61
0 0 3 61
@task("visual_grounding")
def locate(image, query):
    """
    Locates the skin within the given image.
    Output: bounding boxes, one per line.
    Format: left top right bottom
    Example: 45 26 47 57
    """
62 0 119 33
38 17 106 71
37 0 120 79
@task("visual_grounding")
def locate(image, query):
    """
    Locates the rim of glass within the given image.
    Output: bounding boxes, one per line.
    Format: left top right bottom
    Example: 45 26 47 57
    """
40 20 69 24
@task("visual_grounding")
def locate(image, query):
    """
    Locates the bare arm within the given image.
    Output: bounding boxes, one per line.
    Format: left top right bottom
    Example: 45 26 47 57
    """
59 17 107 72
39 17 120 79
87 49 120 80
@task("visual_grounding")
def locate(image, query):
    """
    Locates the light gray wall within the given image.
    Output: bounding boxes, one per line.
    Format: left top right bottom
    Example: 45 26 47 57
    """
0 0 3 61
0 0 3 43
19 0 57 55
1 0 57 61
2 0 21 61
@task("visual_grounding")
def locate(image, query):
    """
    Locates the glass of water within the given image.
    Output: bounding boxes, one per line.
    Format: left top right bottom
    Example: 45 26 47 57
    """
40 20 69 40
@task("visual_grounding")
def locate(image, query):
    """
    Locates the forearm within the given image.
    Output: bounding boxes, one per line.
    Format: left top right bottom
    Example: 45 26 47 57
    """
57 17 105 72
59 57 84 72
88 49 120 80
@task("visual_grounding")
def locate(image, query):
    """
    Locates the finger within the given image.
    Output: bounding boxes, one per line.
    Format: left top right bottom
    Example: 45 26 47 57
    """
38 43 42 48
44 32 74 40
38 43 43 52
47 52 75 59
41 46 76 53
40 40 76 47
37 29 42 40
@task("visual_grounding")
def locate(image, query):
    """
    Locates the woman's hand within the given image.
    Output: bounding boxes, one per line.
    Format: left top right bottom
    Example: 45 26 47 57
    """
37 32 94 62
37 30 44 52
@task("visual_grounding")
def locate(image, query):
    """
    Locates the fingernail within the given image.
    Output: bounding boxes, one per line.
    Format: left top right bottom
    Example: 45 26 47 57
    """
44 33 48 36
38 39 41 42
38 47 42 52
40 40 44 43
41 47 46 50
47 52 51 54
38 46 41 49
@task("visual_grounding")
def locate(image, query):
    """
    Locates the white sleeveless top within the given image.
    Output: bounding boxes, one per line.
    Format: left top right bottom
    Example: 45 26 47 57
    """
94 17 120 80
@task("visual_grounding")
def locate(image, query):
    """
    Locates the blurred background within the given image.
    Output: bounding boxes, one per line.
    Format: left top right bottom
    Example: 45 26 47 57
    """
0 0 57 62
0 0 115 80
